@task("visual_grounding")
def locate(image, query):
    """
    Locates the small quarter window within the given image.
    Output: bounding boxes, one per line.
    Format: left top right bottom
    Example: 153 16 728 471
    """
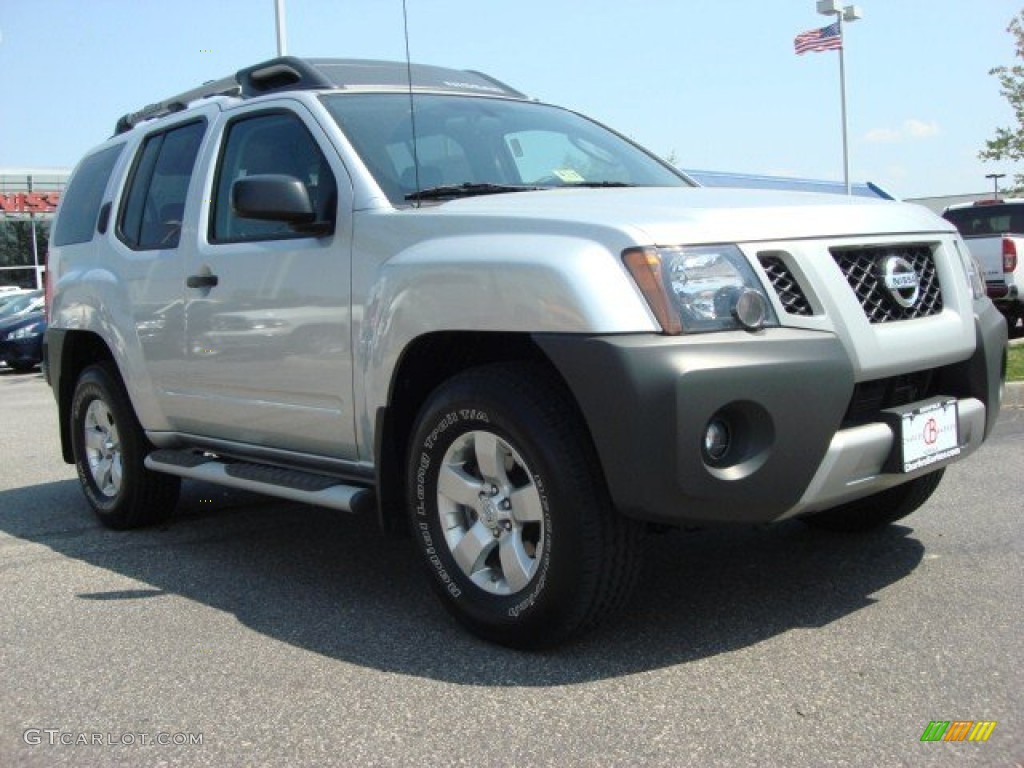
52 144 125 246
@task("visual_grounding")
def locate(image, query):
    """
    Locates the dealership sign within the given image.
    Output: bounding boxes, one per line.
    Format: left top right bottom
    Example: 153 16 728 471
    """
0 192 61 214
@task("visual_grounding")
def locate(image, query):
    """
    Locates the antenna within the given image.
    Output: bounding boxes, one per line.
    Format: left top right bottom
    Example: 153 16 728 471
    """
402 0 422 207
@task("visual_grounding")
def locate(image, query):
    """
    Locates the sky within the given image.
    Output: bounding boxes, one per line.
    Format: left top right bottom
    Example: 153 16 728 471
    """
1 0 1021 200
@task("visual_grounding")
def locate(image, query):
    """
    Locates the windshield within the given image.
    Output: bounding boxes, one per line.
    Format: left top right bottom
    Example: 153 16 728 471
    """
321 93 691 205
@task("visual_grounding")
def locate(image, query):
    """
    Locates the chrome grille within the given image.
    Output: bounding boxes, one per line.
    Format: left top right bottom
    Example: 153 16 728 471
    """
758 253 813 316
831 245 943 323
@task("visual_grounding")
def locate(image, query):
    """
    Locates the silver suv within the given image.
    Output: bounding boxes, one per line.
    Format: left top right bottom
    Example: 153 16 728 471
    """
45 57 1007 648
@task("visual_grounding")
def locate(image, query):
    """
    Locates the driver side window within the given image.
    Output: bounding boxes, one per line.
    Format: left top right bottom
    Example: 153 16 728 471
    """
211 111 336 242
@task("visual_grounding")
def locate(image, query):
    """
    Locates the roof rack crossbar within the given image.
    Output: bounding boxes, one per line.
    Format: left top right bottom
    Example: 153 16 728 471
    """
115 76 241 134
463 70 527 99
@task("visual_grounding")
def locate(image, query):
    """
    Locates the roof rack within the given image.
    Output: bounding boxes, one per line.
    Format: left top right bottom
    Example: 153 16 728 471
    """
114 76 241 135
114 56 527 135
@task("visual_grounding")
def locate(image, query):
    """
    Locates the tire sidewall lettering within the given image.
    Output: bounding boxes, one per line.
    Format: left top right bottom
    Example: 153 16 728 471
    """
508 472 551 618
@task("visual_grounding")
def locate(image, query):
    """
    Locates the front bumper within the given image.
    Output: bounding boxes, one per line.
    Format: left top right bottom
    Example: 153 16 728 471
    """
534 305 1005 525
0 335 44 368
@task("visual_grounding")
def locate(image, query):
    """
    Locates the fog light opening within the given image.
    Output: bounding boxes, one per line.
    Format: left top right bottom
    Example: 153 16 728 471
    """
704 418 731 463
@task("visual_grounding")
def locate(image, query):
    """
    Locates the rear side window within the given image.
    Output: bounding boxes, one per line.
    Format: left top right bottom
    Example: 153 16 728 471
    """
118 121 206 250
52 144 125 246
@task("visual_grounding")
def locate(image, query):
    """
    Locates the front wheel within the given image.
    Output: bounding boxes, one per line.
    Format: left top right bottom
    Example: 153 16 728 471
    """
801 469 945 533
407 363 643 649
70 363 180 529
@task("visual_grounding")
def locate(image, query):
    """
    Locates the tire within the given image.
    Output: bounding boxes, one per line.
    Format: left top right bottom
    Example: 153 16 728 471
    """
70 363 180 529
1009 315 1024 339
407 362 643 649
801 469 945 533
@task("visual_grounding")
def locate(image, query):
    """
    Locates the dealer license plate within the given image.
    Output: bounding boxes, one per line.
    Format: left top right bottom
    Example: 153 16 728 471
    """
899 399 961 473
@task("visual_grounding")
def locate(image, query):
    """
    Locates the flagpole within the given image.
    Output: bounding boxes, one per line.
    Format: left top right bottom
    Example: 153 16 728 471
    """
838 12 850 195
816 2 862 196
275 0 288 56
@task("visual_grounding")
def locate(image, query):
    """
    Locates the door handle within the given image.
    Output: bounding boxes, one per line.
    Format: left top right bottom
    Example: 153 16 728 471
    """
186 273 219 289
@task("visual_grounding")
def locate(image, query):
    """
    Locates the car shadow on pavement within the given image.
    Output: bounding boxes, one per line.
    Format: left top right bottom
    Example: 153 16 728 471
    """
0 477 925 686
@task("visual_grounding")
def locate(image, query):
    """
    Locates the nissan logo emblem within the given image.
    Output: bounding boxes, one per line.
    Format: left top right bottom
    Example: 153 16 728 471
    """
879 255 920 308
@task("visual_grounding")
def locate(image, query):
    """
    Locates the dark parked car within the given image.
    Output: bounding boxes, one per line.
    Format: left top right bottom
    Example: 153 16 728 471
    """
0 310 46 371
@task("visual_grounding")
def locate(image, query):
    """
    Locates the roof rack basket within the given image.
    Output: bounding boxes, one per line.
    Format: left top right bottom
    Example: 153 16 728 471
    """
114 56 526 135
114 56 330 135
115 76 240 135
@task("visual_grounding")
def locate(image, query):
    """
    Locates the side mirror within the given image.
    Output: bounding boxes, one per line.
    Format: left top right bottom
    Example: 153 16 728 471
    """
231 174 332 235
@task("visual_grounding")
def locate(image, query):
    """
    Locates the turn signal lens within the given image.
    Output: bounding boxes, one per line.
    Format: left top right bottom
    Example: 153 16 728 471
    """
623 248 683 335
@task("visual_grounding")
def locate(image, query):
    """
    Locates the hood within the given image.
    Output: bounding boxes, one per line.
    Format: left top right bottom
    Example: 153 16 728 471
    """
425 187 952 246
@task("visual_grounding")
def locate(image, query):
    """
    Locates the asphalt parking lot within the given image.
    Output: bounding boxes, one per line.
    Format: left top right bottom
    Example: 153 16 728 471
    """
1 368 1021 768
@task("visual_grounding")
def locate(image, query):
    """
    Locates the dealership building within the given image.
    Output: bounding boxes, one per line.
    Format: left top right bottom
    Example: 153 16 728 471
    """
0 169 69 290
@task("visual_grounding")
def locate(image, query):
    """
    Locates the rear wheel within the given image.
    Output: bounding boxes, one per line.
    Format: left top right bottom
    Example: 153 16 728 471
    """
70 363 180 529
801 469 945 532
407 362 643 649
1008 313 1024 339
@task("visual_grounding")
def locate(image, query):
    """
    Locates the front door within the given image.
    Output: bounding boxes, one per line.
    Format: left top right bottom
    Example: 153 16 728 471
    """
169 103 356 459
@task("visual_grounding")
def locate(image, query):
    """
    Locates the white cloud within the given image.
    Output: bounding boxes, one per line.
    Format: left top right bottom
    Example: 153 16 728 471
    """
863 119 940 143
865 127 902 143
904 119 940 138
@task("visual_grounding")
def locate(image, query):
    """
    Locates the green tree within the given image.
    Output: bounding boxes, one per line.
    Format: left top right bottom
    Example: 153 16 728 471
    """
980 12 1024 192
0 219 49 287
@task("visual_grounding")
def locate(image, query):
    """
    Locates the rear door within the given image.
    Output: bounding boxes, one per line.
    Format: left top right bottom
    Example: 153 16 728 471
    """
112 115 209 404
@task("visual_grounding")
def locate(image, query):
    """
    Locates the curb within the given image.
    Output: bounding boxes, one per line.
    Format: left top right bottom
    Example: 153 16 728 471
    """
1004 381 1024 409
1008 336 1023 408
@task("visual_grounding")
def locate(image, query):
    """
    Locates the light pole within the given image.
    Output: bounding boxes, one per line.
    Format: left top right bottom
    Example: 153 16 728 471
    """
985 172 1005 199
275 0 287 56
816 1 862 196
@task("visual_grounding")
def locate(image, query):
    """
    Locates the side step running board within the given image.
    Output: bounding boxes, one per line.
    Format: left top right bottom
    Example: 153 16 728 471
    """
145 449 374 514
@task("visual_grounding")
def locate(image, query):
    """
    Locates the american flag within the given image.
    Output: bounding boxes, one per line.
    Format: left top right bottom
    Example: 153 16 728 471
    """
794 22 842 55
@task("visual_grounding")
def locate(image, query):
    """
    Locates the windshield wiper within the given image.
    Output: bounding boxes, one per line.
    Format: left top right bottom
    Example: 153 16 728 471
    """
405 183 541 201
562 181 635 188
404 180 637 201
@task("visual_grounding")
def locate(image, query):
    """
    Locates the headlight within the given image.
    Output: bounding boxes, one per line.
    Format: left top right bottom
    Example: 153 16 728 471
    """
953 238 986 300
7 322 44 340
623 244 778 334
